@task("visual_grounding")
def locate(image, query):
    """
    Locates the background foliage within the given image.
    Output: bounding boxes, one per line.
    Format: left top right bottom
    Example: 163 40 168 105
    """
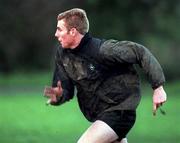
0 0 180 80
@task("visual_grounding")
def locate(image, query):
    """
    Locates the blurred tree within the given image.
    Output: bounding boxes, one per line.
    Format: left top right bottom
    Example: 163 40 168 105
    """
0 0 84 73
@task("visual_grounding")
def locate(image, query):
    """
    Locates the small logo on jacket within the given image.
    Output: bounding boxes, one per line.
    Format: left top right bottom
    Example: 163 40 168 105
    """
89 64 95 71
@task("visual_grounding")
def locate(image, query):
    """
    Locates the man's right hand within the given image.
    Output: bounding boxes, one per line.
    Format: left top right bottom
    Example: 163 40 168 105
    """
44 81 63 105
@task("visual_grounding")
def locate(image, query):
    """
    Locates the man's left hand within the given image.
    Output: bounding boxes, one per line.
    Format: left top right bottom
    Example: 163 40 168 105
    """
153 85 167 115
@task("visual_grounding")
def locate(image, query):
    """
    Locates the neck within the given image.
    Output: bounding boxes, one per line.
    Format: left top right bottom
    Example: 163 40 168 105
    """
70 34 84 49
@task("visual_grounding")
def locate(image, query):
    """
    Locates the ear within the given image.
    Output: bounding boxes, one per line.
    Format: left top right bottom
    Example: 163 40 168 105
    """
70 28 77 36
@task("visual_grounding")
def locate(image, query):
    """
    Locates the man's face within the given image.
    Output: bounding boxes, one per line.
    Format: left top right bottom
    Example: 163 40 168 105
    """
55 19 74 48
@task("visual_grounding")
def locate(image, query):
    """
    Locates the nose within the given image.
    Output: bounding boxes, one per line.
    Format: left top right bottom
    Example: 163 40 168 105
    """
55 29 58 37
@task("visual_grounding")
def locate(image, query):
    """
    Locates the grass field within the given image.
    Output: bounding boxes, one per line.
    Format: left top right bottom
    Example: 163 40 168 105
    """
0 72 179 143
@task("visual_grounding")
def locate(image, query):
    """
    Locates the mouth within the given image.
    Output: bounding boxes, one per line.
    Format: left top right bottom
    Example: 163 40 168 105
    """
57 37 61 41
57 38 62 43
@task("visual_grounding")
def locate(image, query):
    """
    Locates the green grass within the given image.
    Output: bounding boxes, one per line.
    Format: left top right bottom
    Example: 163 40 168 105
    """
0 72 179 143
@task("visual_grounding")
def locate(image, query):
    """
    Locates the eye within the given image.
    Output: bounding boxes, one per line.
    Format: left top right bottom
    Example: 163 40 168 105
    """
57 27 62 32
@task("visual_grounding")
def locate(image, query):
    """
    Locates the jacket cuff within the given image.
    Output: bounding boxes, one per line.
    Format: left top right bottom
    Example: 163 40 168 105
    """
152 81 165 90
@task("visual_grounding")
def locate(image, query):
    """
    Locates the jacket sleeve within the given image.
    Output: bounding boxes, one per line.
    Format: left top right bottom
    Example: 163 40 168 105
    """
51 48 75 105
100 40 165 89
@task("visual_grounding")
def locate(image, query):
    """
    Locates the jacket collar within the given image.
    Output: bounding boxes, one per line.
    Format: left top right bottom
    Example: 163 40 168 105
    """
67 32 92 53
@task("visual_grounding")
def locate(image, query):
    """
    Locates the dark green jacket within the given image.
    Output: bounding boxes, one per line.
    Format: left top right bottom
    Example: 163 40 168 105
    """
52 33 165 122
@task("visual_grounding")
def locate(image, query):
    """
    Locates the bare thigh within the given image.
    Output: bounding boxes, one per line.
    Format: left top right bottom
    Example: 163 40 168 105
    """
77 120 119 143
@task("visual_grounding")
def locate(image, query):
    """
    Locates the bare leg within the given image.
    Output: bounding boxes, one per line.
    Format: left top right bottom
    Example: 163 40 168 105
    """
113 138 128 143
77 120 119 143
